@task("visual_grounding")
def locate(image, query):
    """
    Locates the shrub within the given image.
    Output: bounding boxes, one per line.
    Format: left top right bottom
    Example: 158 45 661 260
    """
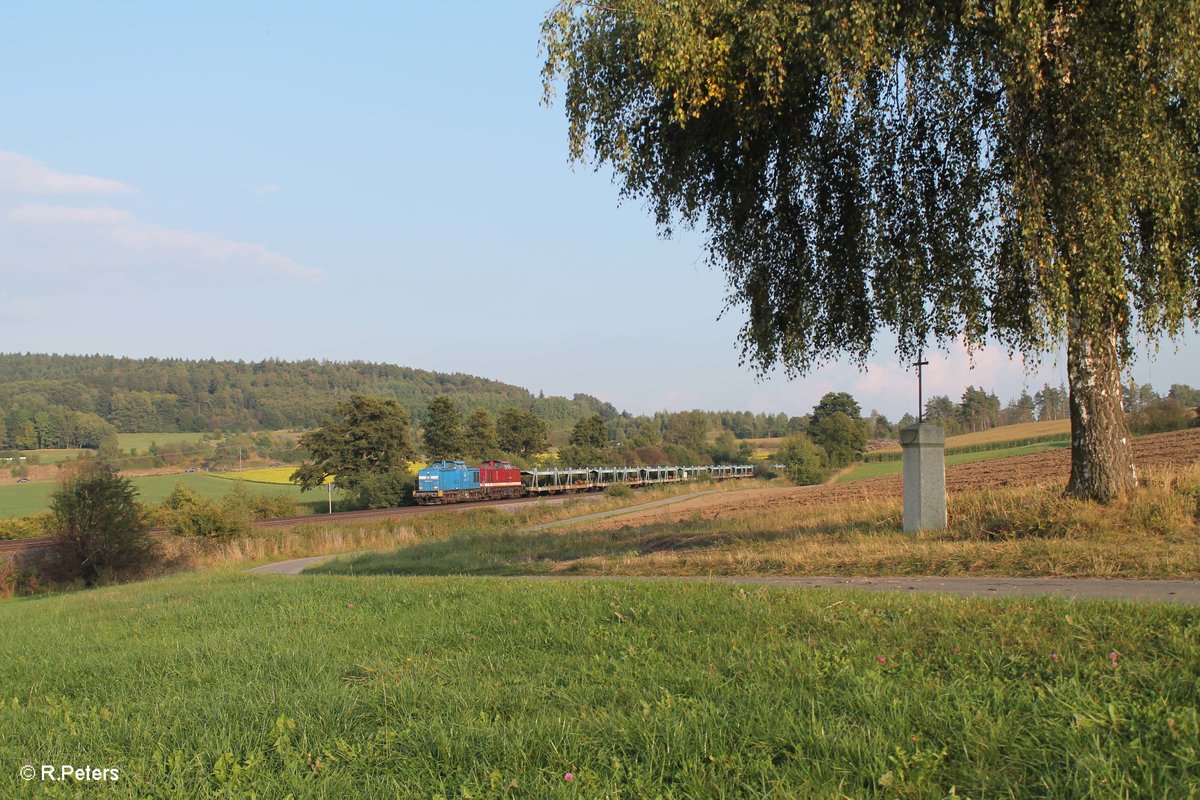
46 461 156 586
606 483 633 498
161 483 249 540
0 512 53 541
775 434 828 485
1129 398 1198 434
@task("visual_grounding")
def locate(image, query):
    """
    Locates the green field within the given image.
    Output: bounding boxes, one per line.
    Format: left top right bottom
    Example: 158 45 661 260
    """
837 441 1071 483
0 572 1195 797
5 448 88 465
116 432 216 454
0 473 343 519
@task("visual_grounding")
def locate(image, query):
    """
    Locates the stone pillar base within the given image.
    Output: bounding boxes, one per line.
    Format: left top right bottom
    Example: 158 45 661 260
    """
900 423 946 532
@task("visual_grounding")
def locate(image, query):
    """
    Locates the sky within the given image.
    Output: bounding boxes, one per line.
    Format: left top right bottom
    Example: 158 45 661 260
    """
0 1 1195 421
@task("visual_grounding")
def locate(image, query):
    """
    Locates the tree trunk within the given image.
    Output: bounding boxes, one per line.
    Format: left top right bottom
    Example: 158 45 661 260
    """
1065 320 1137 502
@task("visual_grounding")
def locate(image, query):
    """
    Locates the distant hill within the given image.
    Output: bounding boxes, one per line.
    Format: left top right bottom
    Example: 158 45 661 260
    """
0 353 618 443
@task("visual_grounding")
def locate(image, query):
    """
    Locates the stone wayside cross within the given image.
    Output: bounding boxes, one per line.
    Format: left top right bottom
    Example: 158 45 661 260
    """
901 352 946 532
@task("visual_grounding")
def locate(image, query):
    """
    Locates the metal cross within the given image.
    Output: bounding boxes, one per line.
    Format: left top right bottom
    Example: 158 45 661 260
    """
914 352 930 423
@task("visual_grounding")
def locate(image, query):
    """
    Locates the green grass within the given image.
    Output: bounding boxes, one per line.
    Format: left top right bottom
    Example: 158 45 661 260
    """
0 474 343 519
838 441 1071 483
0 572 1196 798
116 432 214 454
9 448 88 465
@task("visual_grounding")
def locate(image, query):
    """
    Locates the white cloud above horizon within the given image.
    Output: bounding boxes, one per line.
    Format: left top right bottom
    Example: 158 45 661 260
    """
0 151 134 195
5 201 323 284
0 149 322 288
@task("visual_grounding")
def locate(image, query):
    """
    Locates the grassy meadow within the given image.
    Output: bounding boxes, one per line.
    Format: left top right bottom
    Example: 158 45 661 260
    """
0 473 341 520
1 571 1197 798
115 432 216 454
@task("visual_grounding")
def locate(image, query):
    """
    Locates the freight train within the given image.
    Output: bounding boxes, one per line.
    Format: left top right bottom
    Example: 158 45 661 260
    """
414 459 754 505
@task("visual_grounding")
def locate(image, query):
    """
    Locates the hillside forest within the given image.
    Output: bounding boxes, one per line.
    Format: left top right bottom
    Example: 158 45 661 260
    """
0 354 1196 475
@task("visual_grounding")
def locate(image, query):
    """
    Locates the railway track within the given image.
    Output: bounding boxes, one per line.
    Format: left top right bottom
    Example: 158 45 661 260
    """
0 494 584 557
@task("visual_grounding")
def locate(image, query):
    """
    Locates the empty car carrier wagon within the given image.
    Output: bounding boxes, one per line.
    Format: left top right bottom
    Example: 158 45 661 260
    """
414 460 753 505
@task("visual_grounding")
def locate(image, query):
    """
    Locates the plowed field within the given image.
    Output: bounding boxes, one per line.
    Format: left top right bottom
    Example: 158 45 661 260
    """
587 428 1200 529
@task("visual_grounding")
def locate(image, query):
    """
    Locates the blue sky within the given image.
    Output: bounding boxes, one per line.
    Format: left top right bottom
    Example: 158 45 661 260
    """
1 1 1194 420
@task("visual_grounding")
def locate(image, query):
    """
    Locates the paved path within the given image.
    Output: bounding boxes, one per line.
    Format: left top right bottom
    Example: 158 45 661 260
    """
250 555 342 575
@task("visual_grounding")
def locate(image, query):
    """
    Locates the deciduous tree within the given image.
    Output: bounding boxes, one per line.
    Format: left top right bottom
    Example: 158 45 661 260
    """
423 396 466 461
569 414 608 449
496 408 549 458
465 407 499 461
543 1 1200 502
291 395 415 508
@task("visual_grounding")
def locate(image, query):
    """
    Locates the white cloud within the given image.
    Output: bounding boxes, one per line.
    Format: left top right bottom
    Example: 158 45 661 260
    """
0 151 134 195
5 201 323 283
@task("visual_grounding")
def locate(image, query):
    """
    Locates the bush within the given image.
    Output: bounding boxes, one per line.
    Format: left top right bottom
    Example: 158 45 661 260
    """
160 483 249 540
344 472 413 510
46 461 156 586
606 483 633 498
1129 398 1198 434
775 434 828 485
0 512 53 541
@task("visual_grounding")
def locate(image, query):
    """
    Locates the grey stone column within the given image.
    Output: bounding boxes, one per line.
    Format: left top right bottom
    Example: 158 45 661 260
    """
900 423 946 532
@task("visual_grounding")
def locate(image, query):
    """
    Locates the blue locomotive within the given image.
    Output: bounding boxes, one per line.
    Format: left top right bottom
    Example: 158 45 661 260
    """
415 459 526 504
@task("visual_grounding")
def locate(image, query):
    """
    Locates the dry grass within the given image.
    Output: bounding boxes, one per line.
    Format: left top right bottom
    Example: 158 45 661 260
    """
0 556 15 599
321 463 1200 580
146 482 739 575
574 464 1200 578
155 520 421 571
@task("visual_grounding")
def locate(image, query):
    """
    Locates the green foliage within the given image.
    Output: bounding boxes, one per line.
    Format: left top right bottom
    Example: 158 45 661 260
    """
422 396 466 461
47 462 154 585
496 408 548 457
160 483 249 540
543 0 1200 500
1129 398 1199 435
0 353 620 442
464 407 499 461
707 430 752 465
291 395 415 509
775 434 827 485
569 414 608 449
605 483 633 498
0 512 52 541
809 392 862 430
544 0 1200 366
809 411 866 469
159 482 298 539
663 411 709 453
1168 384 1200 408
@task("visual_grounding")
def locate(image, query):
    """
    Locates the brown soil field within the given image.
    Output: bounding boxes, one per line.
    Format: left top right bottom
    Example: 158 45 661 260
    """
587 428 1200 530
